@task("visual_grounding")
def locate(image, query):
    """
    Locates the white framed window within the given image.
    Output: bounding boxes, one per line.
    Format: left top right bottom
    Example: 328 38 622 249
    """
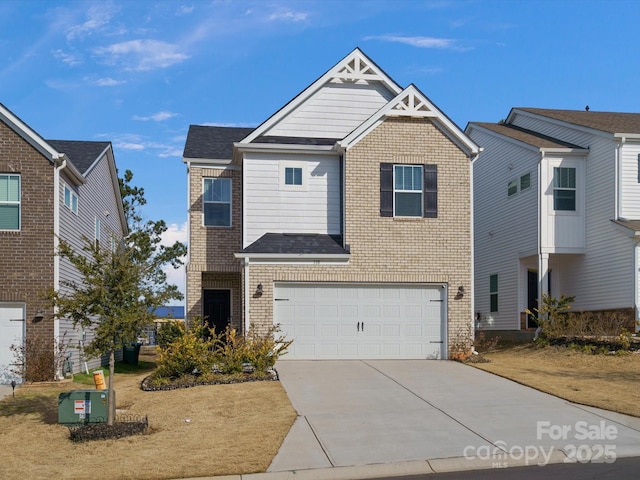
279 162 307 191
490 274 498 312
394 165 423 217
553 167 576 211
64 185 78 214
520 172 531 191
203 178 232 227
0 174 20 230
507 179 518 197
94 217 101 248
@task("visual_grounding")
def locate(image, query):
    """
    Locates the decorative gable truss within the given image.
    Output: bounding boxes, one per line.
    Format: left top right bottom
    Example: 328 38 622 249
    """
339 84 479 156
330 52 390 84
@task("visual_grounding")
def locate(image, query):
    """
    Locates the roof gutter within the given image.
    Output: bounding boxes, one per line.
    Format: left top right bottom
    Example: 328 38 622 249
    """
234 142 336 155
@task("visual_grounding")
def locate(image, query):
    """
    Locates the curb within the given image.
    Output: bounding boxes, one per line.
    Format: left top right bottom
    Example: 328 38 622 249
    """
176 449 576 480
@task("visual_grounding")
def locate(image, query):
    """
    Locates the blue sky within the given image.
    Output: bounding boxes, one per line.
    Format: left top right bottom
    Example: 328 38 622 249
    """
2 0 639 300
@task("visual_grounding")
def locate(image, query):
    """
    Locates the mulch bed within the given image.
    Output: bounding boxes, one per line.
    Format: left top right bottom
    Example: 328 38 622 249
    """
68 416 148 442
140 368 279 392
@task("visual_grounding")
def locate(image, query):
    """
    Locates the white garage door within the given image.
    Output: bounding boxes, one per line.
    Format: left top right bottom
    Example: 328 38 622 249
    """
274 283 446 360
0 304 25 384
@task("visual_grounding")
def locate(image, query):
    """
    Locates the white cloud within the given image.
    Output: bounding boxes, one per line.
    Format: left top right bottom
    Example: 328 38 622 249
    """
116 142 145 150
94 39 189 71
177 5 194 15
53 49 82 66
133 111 178 122
268 11 308 22
66 2 118 41
94 77 125 86
366 35 471 51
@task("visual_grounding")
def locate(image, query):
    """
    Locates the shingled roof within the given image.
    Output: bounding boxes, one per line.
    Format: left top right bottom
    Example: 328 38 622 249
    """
183 125 254 160
517 108 640 135
241 233 349 255
472 123 585 150
47 140 111 174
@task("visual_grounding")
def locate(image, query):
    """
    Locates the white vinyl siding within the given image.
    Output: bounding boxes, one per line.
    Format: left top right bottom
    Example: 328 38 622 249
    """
266 82 395 139
469 126 539 329
58 154 125 373
274 283 446 360
243 152 341 247
620 142 640 219
0 174 20 230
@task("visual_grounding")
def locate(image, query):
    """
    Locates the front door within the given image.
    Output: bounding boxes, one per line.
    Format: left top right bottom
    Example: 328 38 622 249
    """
203 290 231 334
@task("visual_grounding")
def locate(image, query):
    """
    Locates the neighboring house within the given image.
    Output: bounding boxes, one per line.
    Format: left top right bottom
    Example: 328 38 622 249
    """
183 48 480 360
0 103 127 383
144 306 186 345
467 107 640 333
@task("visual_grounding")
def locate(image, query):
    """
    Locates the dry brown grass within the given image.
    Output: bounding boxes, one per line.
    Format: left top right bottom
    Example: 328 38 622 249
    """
0 349 297 480
471 344 640 417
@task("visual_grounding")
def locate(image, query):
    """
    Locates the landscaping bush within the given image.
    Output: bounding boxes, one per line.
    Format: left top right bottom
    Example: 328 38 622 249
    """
150 322 292 387
156 320 186 349
155 328 216 379
10 333 69 382
528 293 637 351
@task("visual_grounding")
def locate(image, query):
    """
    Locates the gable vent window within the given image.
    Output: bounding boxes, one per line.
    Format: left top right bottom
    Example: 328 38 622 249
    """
64 185 79 214
380 163 437 218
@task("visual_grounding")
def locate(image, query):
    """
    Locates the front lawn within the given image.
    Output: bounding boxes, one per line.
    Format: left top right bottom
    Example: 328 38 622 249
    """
470 344 640 417
0 349 297 480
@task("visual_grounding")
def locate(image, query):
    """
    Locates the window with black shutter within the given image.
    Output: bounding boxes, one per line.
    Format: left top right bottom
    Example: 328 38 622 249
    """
379 163 437 218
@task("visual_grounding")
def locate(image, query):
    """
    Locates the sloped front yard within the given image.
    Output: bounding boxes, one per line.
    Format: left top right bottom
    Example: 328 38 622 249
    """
0 350 297 480
471 344 640 418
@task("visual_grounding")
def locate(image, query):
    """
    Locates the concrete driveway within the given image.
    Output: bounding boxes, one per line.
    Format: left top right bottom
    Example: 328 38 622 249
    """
268 360 640 473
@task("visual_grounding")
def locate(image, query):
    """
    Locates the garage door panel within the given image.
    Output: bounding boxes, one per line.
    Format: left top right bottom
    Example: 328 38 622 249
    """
275 284 446 360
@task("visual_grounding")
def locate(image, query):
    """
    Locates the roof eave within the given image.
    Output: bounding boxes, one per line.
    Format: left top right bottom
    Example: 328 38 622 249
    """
234 252 350 261
234 142 337 155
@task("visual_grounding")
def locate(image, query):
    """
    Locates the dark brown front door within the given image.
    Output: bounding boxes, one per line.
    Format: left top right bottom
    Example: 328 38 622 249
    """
203 290 231 334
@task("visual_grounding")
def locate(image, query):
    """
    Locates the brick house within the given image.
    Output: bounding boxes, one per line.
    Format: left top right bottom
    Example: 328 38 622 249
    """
183 49 479 359
0 103 127 383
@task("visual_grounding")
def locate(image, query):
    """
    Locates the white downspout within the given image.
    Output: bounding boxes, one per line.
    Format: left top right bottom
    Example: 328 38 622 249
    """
634 238 640 333
469 153 479 336
243 258 250 334
185 161 191 324
53 154 66 340
615 138 625 220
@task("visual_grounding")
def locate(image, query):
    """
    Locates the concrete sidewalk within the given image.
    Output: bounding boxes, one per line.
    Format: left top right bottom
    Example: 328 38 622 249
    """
267 360 640 474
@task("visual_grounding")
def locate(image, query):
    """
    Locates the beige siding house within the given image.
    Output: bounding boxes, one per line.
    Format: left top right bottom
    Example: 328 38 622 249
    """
183 49 479 359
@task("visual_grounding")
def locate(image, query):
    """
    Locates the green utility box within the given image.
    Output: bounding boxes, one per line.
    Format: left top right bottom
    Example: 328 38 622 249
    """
58 390 111 425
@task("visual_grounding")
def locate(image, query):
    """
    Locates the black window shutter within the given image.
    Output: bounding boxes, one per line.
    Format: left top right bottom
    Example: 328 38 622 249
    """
424 164 437 218
380 163 393 217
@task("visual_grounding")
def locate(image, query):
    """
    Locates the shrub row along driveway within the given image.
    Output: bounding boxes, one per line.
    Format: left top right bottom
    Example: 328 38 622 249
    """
269 360 640 472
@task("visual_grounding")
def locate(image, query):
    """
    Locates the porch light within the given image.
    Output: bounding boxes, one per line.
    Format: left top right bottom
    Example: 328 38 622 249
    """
256 283 264 295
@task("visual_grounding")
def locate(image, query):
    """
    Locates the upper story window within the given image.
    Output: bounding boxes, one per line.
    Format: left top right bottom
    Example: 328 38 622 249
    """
553 167 576 211
284 167 302 186
380 163 437 218
394 165 423 217
203 177 231 227
279 162 306 191
0 174 20 231
507 180 518 197
64 185 78 214
520 172 531 191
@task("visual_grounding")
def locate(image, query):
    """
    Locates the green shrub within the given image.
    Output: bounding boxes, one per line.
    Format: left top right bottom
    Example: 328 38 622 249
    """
156 321 186 349
155 329 216 379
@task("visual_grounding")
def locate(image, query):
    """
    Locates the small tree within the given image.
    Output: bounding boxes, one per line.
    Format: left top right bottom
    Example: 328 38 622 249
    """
50 170 186 425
